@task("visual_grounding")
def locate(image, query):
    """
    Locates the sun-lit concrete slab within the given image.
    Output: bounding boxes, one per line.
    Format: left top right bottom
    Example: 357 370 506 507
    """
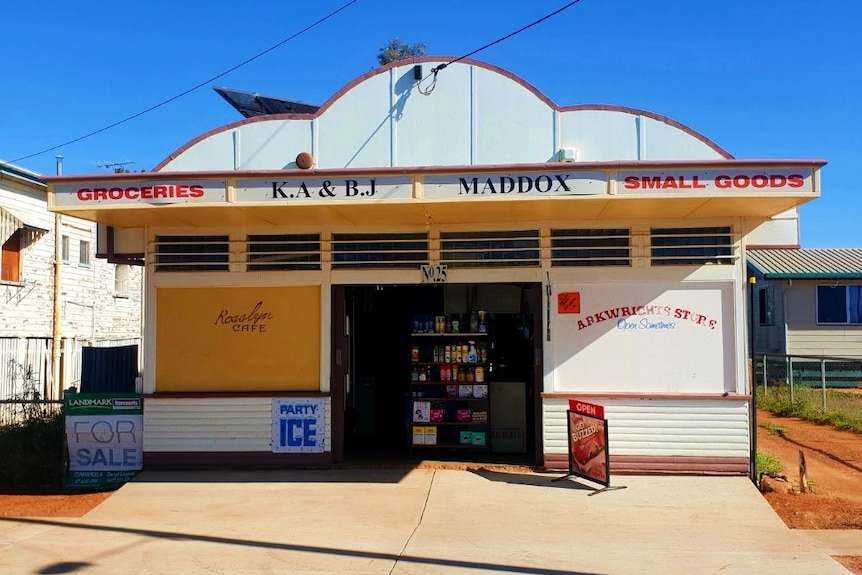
0 470 852 575
797 530 862 556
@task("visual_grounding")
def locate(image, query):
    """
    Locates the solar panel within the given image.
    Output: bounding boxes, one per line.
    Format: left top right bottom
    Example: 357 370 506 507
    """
213 87 320 118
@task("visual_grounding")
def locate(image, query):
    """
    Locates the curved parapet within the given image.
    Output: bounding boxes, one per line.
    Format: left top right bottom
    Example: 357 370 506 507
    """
155 57 730 172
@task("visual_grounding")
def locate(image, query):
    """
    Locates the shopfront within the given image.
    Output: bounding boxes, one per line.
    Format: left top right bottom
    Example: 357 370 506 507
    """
44 57 823 473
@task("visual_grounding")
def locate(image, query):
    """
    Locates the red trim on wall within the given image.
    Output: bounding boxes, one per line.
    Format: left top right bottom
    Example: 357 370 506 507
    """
144 451 332 469
541 392 751 401
543 454 749 475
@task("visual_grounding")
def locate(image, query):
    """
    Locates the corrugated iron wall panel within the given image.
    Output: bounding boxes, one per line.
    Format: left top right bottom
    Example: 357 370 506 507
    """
144 397 332 453
543 398 750 460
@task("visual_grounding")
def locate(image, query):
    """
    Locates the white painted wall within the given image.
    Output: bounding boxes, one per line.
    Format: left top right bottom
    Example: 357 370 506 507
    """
1 171 143 392
550 281 736 394
144 396 332 453
543 397 750 460
745 208 800 248
158 60 726 174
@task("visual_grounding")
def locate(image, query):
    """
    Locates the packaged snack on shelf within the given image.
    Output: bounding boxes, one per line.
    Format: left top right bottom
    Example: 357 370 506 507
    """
412 426 426 445
430 409 444 422
446 384 458 398
472 410 488 423
424 426 437 445
459 431 473 445
457 409 472 422
458 384 473 398
471 432 486 446
472 384 488 398
413 401 431 422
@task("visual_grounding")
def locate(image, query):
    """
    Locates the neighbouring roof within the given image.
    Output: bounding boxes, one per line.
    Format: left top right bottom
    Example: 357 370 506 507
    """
0 160 44 188
747 248 862 279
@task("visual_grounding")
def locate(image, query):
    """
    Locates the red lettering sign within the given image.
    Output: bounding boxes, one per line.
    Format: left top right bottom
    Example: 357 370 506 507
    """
569 399 604 419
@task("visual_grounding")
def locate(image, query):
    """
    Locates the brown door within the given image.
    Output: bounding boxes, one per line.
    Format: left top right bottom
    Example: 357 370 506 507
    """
1 230 21 282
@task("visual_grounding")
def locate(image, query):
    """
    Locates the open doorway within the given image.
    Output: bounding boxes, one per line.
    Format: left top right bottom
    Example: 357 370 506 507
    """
335 283 542 465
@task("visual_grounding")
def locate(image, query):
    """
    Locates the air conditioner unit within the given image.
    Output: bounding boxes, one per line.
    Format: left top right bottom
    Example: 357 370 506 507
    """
558 147 578 162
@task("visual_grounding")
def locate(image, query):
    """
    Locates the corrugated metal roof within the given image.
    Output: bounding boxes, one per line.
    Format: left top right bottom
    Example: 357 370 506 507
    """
747 248 862 279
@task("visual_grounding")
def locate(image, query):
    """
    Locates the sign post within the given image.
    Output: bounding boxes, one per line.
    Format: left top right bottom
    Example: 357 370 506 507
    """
554 399 626 494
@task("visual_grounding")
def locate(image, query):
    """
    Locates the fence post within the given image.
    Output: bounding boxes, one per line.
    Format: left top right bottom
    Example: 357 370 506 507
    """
789 357 794 404
821 359 827 411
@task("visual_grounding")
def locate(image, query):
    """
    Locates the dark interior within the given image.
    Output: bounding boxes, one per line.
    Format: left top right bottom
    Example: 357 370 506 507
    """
341 284 539 465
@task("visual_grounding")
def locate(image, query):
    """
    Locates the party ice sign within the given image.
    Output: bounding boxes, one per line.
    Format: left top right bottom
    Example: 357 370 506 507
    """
272 398 326 453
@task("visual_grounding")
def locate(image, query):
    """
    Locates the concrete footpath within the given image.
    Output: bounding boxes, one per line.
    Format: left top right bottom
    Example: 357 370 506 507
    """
0 469 855 575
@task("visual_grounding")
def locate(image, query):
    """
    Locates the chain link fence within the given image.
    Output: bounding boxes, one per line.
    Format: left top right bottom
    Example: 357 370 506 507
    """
756 354 862 428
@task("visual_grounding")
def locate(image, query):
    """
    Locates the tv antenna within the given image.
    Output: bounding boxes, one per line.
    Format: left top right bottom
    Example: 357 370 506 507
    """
94 160 136 172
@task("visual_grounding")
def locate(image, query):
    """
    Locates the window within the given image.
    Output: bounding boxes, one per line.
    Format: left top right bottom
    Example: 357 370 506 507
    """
61 235 70 262
759 285 775 326
114 264 131 297
332 232 428 269
247 234 321 271
155 235 230 272
440 230 540 268
817 284 862 325
1 229 22 282
79 240 91 266
551 228 631 267
650 227 733 266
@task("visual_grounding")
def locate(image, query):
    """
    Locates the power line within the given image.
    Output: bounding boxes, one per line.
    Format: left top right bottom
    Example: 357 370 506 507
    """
419 0 583 95
11 0 358 164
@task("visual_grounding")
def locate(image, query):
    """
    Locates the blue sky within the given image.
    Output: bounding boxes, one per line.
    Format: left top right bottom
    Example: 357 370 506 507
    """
2 1 860 247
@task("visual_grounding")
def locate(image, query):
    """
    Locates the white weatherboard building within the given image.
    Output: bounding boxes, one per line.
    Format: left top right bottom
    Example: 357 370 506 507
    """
44 57 823 473
0 161 143 409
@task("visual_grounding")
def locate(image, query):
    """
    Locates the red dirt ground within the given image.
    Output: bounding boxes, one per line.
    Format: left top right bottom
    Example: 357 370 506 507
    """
756 409 862 573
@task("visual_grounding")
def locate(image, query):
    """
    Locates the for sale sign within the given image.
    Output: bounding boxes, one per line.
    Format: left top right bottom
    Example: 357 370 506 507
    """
64 393 144 489
566 399 609 487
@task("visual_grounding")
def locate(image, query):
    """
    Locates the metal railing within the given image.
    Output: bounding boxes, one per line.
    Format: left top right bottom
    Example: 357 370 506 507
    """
757 353 862 411
1 337 141 414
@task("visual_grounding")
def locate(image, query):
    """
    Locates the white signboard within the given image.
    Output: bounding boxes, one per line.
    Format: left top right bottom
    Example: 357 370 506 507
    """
423 171 607 199
236 177 412 203
551 282 734 393
271 398 326 453
53 180 226 206
617 169 813 194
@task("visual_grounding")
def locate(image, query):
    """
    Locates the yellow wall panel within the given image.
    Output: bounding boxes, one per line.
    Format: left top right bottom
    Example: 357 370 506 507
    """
155 286 321 392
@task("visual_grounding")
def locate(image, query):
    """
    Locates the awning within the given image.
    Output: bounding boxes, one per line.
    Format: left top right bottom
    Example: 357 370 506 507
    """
0 205 49 243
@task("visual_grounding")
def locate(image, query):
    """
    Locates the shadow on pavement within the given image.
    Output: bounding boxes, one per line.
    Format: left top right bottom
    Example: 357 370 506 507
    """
2 516 605 575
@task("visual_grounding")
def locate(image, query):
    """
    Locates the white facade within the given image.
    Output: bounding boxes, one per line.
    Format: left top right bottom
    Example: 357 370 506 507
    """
44 58 824 473
0 163 143 402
